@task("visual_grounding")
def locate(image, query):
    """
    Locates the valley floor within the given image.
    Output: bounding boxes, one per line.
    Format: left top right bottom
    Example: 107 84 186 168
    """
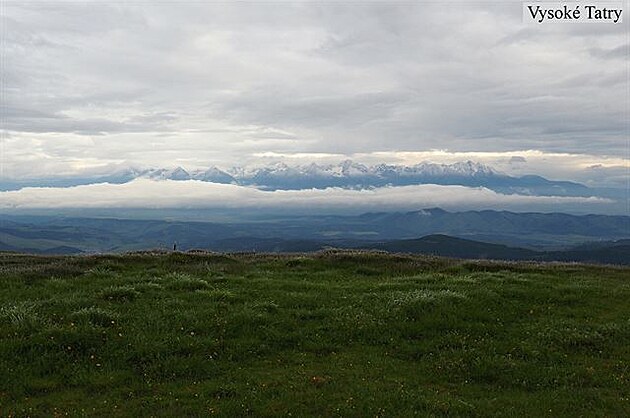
0 251 628 416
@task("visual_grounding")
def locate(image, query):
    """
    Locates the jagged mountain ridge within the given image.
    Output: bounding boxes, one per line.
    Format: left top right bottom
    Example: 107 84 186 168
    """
140 160 499 181
134 160 589 197
0 160 595 198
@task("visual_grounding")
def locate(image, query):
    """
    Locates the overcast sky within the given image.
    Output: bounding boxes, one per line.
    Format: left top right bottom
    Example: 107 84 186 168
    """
1 1 628 184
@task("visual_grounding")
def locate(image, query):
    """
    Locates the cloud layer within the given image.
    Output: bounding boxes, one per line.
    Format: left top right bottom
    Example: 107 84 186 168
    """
0 179 612 215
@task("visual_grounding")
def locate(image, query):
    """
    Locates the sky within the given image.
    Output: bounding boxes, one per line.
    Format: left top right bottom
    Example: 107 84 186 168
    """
0 1 628 213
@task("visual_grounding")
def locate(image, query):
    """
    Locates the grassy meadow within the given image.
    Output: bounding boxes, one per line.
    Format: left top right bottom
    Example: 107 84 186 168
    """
0 251 628 416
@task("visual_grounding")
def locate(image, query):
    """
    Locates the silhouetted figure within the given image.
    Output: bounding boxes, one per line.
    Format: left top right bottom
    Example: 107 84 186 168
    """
173 242 177 251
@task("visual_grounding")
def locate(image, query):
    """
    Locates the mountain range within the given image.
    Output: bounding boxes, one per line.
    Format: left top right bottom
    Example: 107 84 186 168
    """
135 160 594 197
0 160 605 199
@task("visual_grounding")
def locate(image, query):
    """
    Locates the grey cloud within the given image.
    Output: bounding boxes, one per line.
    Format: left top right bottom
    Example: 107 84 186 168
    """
212 91 408 131
509 156 527 164
583 165 629 188
589 44 630 60
3 107 173 135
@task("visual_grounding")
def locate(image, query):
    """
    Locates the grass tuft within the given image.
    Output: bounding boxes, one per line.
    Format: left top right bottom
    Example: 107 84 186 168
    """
165 272 210 291
100 285 140 302
389 289 467 305
71 307 119 327
0 301 42 329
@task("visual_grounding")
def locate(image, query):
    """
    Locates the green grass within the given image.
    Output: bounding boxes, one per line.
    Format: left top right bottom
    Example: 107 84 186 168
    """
0 251 628 416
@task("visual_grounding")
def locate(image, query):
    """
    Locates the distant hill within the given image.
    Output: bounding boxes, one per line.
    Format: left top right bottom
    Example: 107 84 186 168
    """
1 209 628 263
212 235 628 265
541 240 630 265
211 237 330 253
367 234 539 260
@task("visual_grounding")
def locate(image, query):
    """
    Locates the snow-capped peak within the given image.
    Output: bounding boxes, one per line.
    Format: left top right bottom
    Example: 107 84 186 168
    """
132 159 503 187
140 166 191 181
